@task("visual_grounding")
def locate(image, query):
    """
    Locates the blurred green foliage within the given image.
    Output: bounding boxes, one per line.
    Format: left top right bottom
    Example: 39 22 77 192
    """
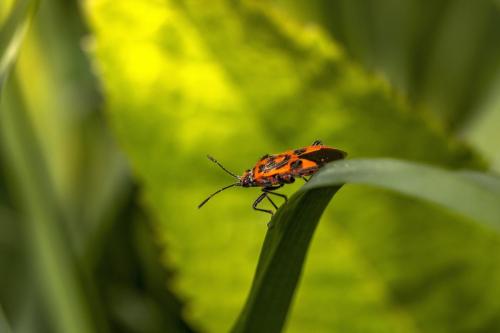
0 0 194 332
277 0 500 130
1 0 500 332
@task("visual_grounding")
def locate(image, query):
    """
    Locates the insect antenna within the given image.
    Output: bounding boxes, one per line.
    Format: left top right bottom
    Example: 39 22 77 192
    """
206 155 240 179
198 183 240 208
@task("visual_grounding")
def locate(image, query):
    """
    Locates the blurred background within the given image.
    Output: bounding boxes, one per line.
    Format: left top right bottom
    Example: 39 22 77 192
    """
0 0 499 332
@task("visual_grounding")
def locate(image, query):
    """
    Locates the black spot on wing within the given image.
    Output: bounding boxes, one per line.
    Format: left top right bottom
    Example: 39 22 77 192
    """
300 148 347 166
290 159 303 170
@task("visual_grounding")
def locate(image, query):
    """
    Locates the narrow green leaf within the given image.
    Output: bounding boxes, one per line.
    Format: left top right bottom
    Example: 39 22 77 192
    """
463 75 500 173
0 0 37 88
305 159 500 229
233 158 500 333
231 187 341 333
0 304 12 333
1 3 102 332
1 80 100 333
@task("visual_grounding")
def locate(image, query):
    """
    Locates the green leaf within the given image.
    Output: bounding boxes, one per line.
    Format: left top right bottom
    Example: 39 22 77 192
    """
0 304 12 333
463 75 500 173
306 159 500 228
231 187 341 333
233 158 500 333
282 0 500 129
1 80 100 333
1 2 102 332
0 0 37 88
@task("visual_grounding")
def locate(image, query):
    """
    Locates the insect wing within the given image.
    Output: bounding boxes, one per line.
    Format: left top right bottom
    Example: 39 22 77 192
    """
254 153 292 178
299 147 346 166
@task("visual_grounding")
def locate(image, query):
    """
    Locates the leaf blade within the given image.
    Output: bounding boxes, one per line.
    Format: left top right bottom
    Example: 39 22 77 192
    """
305 159 500 229
0 0 37 88
233 159 500 333
232 187 341 333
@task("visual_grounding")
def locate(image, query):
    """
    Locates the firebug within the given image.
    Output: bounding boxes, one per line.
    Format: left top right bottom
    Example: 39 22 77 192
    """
198 140 347 215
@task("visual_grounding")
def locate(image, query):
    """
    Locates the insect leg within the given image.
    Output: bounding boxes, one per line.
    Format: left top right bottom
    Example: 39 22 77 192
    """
266 191 288 202
253 192 274 215
263 185 288 202
301 176 310 182
265 195 278 210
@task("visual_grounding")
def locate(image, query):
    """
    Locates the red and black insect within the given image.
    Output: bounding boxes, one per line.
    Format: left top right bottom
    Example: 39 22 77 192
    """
198 140 347 215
